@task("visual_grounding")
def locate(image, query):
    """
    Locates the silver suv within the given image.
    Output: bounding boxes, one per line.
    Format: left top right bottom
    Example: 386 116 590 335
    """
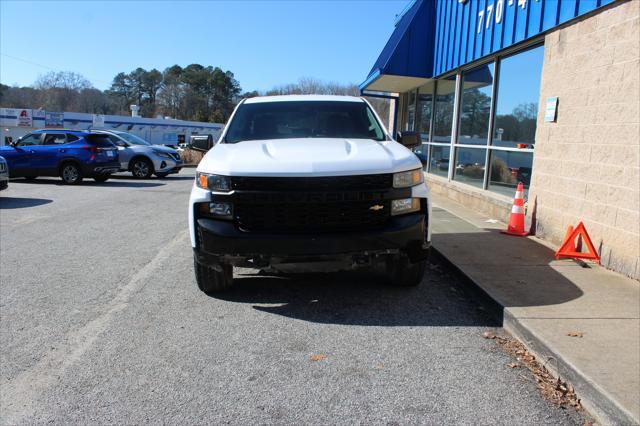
94 130 183 178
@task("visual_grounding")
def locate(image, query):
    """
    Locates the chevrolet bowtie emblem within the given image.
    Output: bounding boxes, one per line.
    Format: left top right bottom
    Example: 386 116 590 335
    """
369 204 384 211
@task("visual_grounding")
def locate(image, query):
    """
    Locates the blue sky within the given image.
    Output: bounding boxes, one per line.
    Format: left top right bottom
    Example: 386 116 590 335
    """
0 0 408 92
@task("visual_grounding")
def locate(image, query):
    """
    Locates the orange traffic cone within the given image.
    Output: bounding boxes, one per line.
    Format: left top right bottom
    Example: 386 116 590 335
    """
502 182 529 236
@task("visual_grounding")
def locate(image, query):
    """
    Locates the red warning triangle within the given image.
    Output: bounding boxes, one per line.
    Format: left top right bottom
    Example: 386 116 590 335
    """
555 222 600 264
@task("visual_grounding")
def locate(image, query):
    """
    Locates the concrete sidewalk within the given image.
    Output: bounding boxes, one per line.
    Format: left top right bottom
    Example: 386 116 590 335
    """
430 193 640 425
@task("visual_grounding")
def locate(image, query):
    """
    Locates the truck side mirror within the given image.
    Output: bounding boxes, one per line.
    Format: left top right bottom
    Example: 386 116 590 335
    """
397 131 421 149
189 135 214 152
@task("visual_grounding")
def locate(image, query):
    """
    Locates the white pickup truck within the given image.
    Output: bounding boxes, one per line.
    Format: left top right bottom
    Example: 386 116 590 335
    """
188 95 431 293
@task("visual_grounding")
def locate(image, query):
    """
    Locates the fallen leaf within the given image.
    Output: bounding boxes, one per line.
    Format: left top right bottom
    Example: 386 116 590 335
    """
309 353 327 362
507 363 520 369
483 331 496 339
567 332 584 338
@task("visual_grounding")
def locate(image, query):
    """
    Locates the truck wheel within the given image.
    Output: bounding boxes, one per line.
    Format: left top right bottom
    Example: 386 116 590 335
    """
194 257 233 293
386 255 426 287
60 163 83 185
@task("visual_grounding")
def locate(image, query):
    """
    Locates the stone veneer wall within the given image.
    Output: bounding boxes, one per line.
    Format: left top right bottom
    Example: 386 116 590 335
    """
529 0 639 279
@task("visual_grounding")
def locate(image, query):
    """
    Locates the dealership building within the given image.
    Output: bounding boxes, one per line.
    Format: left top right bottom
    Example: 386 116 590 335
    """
0 108 222 147
362 0 639 278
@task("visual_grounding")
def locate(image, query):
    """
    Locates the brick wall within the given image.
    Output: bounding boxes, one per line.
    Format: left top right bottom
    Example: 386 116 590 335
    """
530 0 640 279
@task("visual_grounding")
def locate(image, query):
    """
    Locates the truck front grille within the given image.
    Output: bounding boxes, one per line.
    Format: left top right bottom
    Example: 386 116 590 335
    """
229 174 395 234
234 200 390 233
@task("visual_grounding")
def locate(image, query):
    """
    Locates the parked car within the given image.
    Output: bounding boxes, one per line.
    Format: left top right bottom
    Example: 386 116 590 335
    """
0 130 119 184
189 95 431 293
92 130 183 179
0 156 8 190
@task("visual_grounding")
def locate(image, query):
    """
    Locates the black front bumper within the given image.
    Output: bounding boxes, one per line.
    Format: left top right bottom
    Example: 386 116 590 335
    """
195 213 429 264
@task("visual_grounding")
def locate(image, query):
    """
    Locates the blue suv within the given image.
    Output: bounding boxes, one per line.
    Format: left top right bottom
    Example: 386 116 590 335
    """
0 129 120 184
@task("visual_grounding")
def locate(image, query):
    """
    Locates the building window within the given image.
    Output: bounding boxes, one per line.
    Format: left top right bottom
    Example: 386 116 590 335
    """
457 64 494 146
493 46 543 149
488 45 543 197
453 63 494 187
416 81 435 140
405 90 417 131
429 145 450 178
400 44 543 194
432 75 456 143
454 147 487 188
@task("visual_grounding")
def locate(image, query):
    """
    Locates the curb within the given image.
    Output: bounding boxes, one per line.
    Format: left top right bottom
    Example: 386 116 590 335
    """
430 246 638 426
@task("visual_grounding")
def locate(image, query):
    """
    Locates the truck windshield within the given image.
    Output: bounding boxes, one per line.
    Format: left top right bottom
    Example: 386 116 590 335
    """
224 101 386 143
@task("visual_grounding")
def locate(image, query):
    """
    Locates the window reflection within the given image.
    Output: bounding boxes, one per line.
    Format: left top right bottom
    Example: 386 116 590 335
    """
493 46 544 148
416 81 435 141
428 145 450 178
454 147 487 188
458 64 493 146
406 90 416 131
488 150 533 197
412 144 428 171
432 75 456 143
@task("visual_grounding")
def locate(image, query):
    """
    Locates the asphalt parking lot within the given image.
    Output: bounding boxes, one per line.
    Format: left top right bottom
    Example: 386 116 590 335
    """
0 169 585 424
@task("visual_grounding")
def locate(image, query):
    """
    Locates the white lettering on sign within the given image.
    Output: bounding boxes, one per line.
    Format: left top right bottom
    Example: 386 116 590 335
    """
476 0 527 34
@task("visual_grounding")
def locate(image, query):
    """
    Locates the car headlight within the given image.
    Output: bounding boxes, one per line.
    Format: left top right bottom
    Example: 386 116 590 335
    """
393 169 424 188
153 151 172 158
196 172 231 192
391 198 421 216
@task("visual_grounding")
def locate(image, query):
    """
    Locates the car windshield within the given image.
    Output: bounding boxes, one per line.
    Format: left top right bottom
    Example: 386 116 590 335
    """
117 132 151 146
224 101 386 143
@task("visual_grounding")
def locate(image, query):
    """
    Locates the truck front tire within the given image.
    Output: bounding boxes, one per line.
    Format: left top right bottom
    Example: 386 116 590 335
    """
386 255 427 287
194 256 233 293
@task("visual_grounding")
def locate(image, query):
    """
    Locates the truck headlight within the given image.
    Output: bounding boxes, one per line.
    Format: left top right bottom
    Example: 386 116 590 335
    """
391 198 421 216
393 169 424 188
196 172 231 191
196 202 233 219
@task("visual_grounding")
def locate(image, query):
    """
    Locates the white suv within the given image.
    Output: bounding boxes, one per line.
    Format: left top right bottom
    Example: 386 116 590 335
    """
189 95 431 293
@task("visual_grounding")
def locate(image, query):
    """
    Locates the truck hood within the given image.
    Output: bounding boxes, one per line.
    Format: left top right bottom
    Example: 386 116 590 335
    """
198 138 421 176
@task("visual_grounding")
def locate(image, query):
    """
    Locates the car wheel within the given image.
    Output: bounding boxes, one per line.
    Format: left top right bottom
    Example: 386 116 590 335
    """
155 172 169 178
93 175 110 183
385 255 426 287
60 163 83 185
131 158 153 179
194 256 233 293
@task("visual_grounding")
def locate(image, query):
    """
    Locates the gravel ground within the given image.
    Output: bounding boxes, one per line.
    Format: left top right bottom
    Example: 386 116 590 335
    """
0 169 586 424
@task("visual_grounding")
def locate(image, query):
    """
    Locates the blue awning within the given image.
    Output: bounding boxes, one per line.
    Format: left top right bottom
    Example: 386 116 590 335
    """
360 0 436 93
